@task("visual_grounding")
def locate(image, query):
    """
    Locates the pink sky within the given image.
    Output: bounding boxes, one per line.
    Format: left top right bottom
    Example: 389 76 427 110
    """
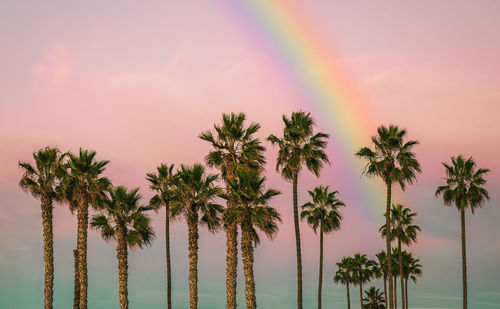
1 1 499 308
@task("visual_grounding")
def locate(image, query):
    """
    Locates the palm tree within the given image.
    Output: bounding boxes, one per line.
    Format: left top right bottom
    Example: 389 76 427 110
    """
363 286 386 309
351 253 377 309
355 124 421 309
199 112 265 309
435 155 489 309
334 257 354 309
403 253 422 309
375 251 388 308
380 204 420 309
19 146 66 309
267 111 329 309
171 164 223 309
146 163 177 309
301 185 344 309
91 186 155 309
63 148 110 309
222 168 281 309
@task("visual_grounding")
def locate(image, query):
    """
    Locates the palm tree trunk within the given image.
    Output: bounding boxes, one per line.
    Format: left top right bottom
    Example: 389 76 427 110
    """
404 278 408 309
398 239 405 309
460 208 467 309
41 197 54 309
241 217 257 309
117 227 129 309
346 283 350 309
318 230 323 309
165 200 172 309
225 208 238 309
77 198 89 309
385 181 394 309
393 275 397 308
73 249 80 309
293 174 303 309
383 275 387 309
359 283 363 309
188 212 199 309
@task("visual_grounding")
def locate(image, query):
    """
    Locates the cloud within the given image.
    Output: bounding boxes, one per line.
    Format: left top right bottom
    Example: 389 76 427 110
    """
33 41 71 89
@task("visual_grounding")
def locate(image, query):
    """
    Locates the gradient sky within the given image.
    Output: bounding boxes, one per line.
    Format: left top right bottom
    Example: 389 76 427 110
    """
1 1 499 308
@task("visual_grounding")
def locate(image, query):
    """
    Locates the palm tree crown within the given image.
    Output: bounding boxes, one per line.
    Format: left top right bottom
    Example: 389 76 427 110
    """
363 286 386 309
267 111 329 180
301 185 344 234
91 186 155 248
435 155 490 212
355 124 420 188
380 204 420 246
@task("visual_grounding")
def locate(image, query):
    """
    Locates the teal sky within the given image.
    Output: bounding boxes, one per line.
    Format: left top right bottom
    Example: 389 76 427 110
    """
1 1 499 308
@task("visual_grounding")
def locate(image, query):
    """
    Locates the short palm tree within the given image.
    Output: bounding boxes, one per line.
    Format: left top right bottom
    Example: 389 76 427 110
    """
355 124 420 309
91 186 155 309
301 185 344 309
63 148 110 309
19 146 66 309
375 251 388 308
435 155 489 309
351 253 377 309
334 257 354 309
199 112 265 309
146 163 177 309
171 164 223 309
363 286 385 309
403 253 422 309
268 111 329 309
222 168 281 309
380 204 420 309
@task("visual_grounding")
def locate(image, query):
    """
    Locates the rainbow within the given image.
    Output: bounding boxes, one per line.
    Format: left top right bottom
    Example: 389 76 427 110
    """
216 0 385 217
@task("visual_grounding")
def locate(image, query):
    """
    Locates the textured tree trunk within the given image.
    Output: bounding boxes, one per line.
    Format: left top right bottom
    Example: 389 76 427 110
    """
359 283 363 309
383 275 387 309
73 250 80 309
461 209 467 309
346 283 350 309
241 216 257 309
385 181 394 309
77 197 89 309
188 212 199 309
41 197 54 309
293 174 303 309
117 226 129 309
165 200 172 309
405 278 408 309
225 208 238 309
394 276 397 308
398 239 405 309
317 230 323 309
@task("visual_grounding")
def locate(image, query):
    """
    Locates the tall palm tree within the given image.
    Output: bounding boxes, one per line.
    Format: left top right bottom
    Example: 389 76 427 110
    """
435 155 489 309
267 111 329 309
222 168 281 309
351 253 377 309
63 148 110 309
334 257 354 309
171 164 223 309
199 112 265 309
355 124 421 309
380 204 420 309
403 253 422 309
19 146 66 309
146 163 177 309
362 286 386 309
91 186 155 309
375 251 388 308
301 185 344 309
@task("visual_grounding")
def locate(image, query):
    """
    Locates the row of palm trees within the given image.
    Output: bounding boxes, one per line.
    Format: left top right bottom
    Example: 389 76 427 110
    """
19 111 490 309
